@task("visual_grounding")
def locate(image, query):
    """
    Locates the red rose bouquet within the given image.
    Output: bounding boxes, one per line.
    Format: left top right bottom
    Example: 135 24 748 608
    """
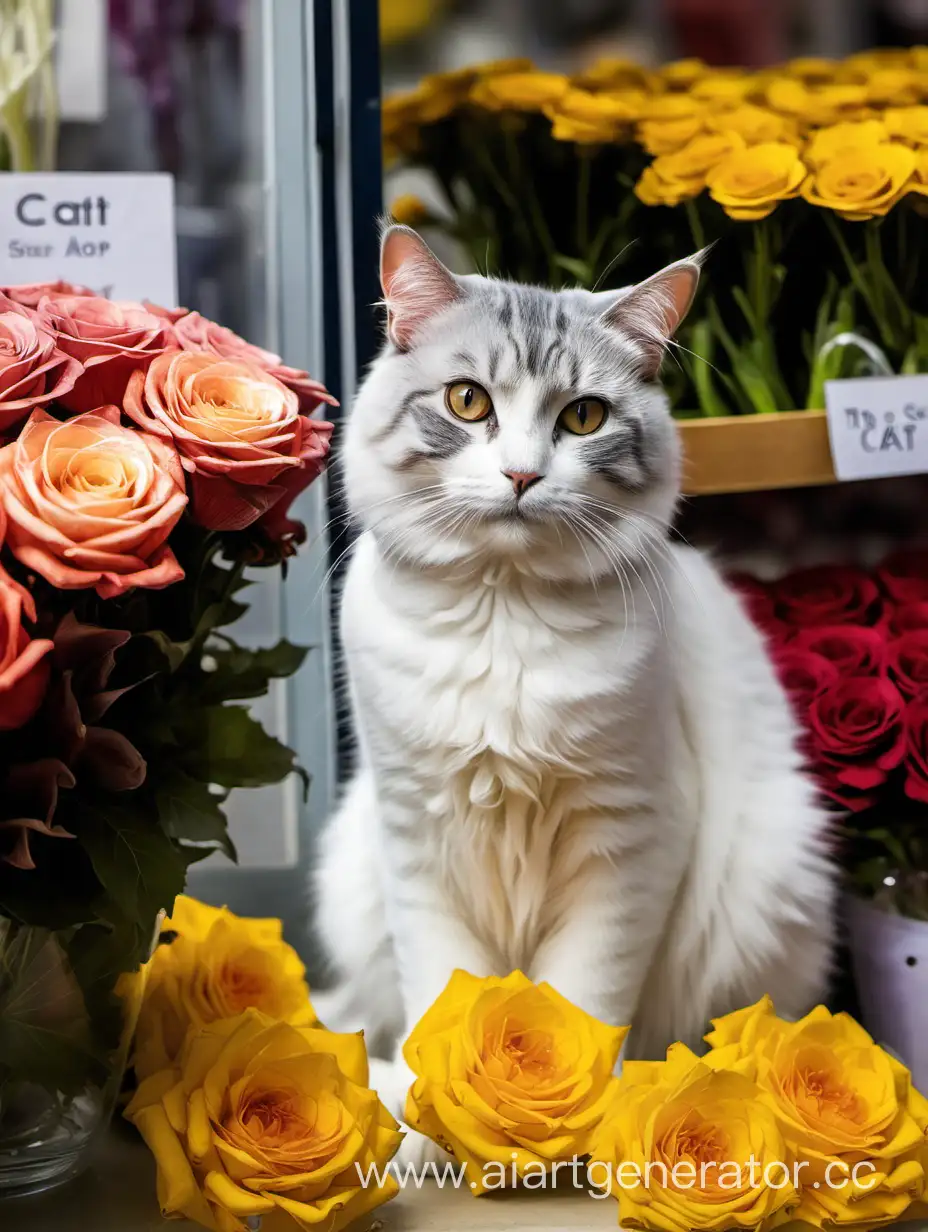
736 556 928 919
0 283 334 1123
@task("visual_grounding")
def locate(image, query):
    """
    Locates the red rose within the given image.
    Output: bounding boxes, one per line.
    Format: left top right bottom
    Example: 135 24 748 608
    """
0 294 83 433
877 550 928 604
124 351 332 532
773 647 839 713
1 280 94 309
774 566 881 627
728 572 788 639
792 625 886 676
903 700 928 804
0 506 53 731
171 311 338 414
888 630 928 699
39 294 169 413
807 676 906 811
888 602 928 636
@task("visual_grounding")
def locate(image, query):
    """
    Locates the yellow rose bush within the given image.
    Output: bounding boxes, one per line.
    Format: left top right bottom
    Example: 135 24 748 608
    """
126 1010 402 1232
704 998 928 1230
403 969 626 1193
133 896 315 1080
590 1044 801 1232
383 45 928 417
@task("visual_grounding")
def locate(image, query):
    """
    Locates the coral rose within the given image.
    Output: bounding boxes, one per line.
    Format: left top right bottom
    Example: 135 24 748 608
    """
133 895 316 1080
169 312 336 414
706 998 928 1230
0 407 187 599
1 280 94 308
125 1010 402 1232
706 142 806 221
0 294 83 433
590 1044 799 1232
124 351 332 532
0 505 53 731
404 969 626 1193
39 294 169 413
801 143 916 220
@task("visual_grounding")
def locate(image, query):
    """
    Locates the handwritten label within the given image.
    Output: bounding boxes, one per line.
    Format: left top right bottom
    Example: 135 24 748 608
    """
824 374 928 481
0 173 176 305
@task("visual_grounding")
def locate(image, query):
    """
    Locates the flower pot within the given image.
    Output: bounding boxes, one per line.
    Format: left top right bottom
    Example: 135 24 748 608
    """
678 410 836 496
844 895 928 1092
0 918 152 1197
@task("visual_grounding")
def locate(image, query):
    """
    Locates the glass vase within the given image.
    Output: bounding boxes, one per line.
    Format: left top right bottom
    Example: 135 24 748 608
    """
0 918 150 1196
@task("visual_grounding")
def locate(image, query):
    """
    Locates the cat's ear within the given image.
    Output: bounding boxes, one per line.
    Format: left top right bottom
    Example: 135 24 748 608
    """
380 224 461 350
598 251 706 379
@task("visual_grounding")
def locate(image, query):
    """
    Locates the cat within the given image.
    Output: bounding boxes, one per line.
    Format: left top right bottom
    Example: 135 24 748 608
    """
313 224 836 1141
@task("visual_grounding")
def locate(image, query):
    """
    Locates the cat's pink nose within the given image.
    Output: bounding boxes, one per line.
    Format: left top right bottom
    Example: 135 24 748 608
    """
503 470 543 497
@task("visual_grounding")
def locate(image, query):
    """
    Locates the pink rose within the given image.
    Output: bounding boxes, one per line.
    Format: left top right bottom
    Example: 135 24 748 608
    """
171 311 337 414
124 351 332 532
0 506 53 730
39 294 169 413
0 293 83 433
0 407 187 599
1 280 94 309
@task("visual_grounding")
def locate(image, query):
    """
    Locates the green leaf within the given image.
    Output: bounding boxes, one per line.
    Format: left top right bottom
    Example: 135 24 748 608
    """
79 806 188 933
200 639 309 703
155 771 237 861
176 706 309 796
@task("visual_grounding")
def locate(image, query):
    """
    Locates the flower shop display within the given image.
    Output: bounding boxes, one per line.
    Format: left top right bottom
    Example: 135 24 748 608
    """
733 555 928 1090
0 281 334 1194
384 50 928 437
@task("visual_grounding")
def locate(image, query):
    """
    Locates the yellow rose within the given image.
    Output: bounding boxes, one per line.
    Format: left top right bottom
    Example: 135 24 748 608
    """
784 57 840 85
470 71 569 113
659 59 709 91
571 58 653 94
707 998 928 1229
766 80 872 126
865 68 925 106
133 896 314 1081
126 1010 402 1232
910 148 928 196
636 131 746 206
884 105 928 146
389 194 430 227
403 970 626 1193
801 143 916 219
690 71 755 110
546 88 645 144
590 1043 800 1232
845 49 917 78
705 142 807 220
805 120 889 168
638 95 707 155
706 104 798 145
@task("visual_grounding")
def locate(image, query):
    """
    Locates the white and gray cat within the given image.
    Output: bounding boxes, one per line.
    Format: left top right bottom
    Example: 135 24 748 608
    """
314 225 836 1134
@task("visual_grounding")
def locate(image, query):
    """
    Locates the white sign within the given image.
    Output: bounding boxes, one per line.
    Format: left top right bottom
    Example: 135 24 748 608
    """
824 374 928 481
0 173 177 306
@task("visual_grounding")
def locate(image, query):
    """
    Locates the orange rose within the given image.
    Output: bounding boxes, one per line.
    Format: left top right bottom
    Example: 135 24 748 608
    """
0 504 53 731
0 294 83 433
39 294 169 414
0 407 187 599
124 351 332 533
170 311 337 415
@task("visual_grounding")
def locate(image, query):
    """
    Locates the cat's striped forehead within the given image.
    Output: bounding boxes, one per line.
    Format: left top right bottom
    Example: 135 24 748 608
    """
449 279 640 395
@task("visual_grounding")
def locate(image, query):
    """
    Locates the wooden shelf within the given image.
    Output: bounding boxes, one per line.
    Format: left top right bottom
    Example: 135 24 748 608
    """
678 410 837 496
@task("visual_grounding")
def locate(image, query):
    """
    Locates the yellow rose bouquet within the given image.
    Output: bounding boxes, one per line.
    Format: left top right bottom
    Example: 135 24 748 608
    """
385 49 928 419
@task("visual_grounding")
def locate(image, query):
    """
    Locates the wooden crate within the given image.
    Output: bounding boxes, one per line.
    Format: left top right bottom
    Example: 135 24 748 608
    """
677 409 837 496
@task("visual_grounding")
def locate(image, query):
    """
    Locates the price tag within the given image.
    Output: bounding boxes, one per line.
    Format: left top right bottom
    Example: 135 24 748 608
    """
0 173 176 306
824 374 928 481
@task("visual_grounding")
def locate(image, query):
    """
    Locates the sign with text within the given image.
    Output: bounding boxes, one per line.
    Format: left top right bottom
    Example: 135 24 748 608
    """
0 173 176 305
824 374 928 482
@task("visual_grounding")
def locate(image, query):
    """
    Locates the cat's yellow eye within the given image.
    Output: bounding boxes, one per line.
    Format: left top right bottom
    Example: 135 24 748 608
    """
558 397 607 436
446 381 492 422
